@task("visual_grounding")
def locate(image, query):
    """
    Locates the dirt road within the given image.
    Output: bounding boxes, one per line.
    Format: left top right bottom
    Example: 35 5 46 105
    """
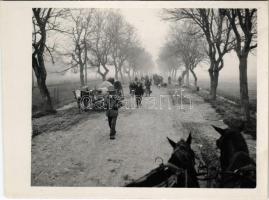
31 86 256 187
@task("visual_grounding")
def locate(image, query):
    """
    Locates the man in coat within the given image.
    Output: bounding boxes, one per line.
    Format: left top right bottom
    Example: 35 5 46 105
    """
105 85 121 140
134 81 144 108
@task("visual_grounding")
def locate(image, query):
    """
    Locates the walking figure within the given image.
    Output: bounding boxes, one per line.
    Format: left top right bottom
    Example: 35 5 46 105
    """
135 81 144 108
105 85 121 140
168 76 171 85
178 76 182 88
144 75 152 97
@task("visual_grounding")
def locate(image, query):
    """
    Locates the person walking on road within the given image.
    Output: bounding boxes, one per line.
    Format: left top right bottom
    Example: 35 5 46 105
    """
144 75 152 97
134 81 144 108
105 85 121 140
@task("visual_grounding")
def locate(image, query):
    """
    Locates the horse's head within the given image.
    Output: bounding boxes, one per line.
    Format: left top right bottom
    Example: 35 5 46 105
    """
213 125 249 170
167 133 195 169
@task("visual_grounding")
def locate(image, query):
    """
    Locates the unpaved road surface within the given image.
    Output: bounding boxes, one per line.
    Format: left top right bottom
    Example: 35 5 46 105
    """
31 86 256 187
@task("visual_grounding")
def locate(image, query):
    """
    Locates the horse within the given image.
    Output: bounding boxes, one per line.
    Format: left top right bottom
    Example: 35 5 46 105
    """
126 134 199 187
212 125 256 188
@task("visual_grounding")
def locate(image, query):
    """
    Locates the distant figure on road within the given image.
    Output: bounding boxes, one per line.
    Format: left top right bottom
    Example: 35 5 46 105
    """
129 81 136 96
144 75 152 97
135 81 144 108
178 76 182 87
105 80 121 140
168 76 171 85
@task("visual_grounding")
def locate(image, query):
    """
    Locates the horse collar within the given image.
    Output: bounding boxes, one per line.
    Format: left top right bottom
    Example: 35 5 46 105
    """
166 162 188 187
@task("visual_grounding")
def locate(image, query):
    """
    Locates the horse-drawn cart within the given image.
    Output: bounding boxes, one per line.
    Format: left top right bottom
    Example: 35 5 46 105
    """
73 81 124 112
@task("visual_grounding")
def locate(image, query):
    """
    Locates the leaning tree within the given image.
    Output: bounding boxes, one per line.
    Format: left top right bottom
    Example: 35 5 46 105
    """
32 8 56 113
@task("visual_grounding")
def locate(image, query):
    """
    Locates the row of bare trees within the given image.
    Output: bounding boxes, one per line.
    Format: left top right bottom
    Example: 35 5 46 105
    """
158 23 207 88
63 9 152 83
32 8 154 113
162 8 257 122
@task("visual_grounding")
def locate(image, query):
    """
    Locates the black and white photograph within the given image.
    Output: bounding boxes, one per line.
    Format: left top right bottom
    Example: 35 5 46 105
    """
31 7 258 188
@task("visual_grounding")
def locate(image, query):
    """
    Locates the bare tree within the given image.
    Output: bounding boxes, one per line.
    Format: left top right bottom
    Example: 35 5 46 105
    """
159 23 206 87
107 11 138 83
126 45 154 79
163 9 234 99
67 9 95 86
224 9 257 121
32 8 58 113
125 45 141 79
158 44 183 81
87 10 112 81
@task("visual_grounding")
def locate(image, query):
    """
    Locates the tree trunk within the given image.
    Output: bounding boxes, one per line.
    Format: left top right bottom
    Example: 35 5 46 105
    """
174 69 177 81
181 69 187 83
119 67 124 83
127 70 131 81
97 63 109 81
79 63 85 87
114 66 119 80
32 53 55 113
186 69 190 87
171 69 174 80
208 68 219 100
84 40 88 85
84 63 87 85
190 68 197 88
239 54 250 122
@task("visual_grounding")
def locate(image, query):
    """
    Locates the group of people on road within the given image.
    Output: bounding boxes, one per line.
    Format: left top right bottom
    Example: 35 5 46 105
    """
129 76 152 108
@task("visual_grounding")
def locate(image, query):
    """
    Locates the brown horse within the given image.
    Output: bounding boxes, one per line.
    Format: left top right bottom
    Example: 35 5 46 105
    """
126 134 199 187
213 125 256 188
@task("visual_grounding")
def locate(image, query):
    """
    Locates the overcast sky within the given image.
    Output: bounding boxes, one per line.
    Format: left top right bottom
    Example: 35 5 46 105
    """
45 8 257 84
120 8 257 82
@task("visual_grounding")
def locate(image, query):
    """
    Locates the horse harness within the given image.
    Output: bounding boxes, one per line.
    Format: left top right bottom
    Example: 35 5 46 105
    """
195 161 256 185
153 144 192 187
154 162 188 187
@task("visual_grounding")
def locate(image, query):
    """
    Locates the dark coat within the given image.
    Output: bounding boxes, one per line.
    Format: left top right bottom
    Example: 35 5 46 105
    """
135 83 144 96
105 93 121 111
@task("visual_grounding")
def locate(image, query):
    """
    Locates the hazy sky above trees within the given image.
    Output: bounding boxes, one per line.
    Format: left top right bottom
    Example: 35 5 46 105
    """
45 8 256 83
121 8 257 82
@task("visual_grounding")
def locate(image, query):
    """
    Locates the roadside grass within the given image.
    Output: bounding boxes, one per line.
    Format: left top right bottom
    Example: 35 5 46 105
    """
168 80 257 139
198 80 257 112
194 88 256 139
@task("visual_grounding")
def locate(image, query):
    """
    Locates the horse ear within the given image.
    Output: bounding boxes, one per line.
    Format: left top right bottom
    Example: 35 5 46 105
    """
186 132 192 145
167 137 176 149
212 125 226 135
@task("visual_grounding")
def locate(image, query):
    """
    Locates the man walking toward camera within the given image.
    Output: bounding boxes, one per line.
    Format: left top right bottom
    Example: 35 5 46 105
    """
105 85 121 140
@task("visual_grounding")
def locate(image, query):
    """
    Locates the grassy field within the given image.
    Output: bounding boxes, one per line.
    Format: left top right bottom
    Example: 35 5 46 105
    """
198 79 257 107
32 79 102 114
